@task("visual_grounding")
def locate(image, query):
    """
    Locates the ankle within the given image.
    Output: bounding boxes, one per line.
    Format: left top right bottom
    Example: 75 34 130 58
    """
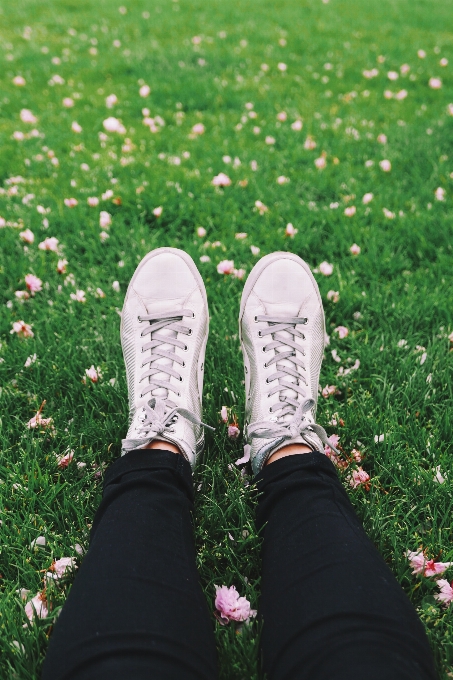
143 440 182 455
265 443 313 466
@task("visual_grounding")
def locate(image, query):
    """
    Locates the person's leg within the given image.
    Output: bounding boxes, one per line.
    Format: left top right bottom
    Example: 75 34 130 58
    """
255 451 437 680
43 248 217 679
239 253 437 679
42 449 218 680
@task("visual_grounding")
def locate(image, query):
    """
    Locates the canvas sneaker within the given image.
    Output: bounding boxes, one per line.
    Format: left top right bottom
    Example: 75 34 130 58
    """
121 247 212 468
239 252 337 475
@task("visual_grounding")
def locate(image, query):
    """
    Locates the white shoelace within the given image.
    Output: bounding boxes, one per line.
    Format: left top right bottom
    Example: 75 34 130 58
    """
122 309 213 451
247 314 337 453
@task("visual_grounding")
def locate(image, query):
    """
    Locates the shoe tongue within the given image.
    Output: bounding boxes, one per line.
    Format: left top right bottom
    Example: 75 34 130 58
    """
264 301 304 424
142 298 186 402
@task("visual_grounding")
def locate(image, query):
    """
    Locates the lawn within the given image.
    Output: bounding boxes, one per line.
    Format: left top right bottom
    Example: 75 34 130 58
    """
1 0 453 676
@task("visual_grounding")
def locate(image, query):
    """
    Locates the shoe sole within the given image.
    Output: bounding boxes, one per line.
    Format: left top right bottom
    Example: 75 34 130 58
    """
239 251 325 342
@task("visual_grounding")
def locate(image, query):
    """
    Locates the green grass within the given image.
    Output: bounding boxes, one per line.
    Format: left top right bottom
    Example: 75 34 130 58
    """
1 0 453 676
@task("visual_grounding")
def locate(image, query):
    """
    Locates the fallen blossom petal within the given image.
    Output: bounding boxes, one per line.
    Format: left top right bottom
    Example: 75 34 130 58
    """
11 321 34 338
217 260 235 275
350 243 361 255
38 237 59 252
349 467 370 489
435 579 453 606
214 585 256 624
212 173 231 187
25 274 42 294
335 326 349 339
25 592 48 622
56 450 74 468
228 425 240 439
319 261 333 276
20 228 35 243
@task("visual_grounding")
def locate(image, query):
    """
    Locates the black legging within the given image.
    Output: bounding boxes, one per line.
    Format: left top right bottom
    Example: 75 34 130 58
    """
42 450 437 680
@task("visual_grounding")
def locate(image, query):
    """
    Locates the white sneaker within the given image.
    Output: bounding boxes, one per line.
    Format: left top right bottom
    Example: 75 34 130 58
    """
239 252 337 474
121 247 212 468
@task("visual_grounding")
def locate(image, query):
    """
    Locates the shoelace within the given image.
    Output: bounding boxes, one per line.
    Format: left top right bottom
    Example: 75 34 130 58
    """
122 309 213 451
247 314 338 453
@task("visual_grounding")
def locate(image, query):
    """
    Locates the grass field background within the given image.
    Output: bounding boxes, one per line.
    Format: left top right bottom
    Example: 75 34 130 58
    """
1 0 453 676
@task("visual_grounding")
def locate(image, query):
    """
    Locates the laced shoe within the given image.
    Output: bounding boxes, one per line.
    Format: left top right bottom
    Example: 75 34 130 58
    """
239 252 338 475
121 247 212 468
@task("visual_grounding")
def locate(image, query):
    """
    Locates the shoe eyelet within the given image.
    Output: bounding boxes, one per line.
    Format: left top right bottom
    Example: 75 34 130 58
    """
177 392 181 397
137 316 142 322
268 406 272 412
244 365 248 374
179 376 183 382
192 312 196 319
183 345 188 352
258 331 262 337
263 362 267 368
265 377 270 383
182 361 186 367
200 362 204 371
254 316 258 322
262 346 266 353
187 329 193 336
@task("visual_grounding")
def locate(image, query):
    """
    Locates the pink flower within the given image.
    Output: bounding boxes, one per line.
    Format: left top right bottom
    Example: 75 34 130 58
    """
11 321 34 338
324 433 340 457
291 119 303 131
25 274 42 294
233 268 246 280
47 557 77 580
327 290 339 303
254 200 268 215
265 135 276 145
191 123 205 135
13 75 26 86
435 580 453 606
448 104 453 116
377 134 387 144
277 111 287 121
84 365 100 383
38 237 59 251
153 206 163 217
228 425 240 439
139 85 151 97
63 97 74 108
217 260 235 275
212 173 231 187
344 206 356 217
322 384 337 398
100 231 110 243
220 406 228 423
20 109 37 124
27 407 53 429
277 62 287 72
379 159 391 172
88 197 99 207
20 229 34 243
418 49 426 59
285 223 298 237
99 211 112 228
315 156 327 169
64 197 78 208
214 585 257 624
429 77 442 90
349 467 370 489
351 448 362 462
57 259 68 274
16 290 30 300
197 226 207 237
277 175 289 185
335 326 349 339
71 121 82 133
56 450 74 468
435 187 445 201
25 592 48 622
319 261 333 276
304 135 316 150
103 117 126 134
350 243 361 255
406 550 452 577
387 71 399 81
70 290 86 303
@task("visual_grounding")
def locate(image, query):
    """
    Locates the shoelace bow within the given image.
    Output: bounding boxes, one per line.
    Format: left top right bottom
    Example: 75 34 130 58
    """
247 314 338 453
122 309 213 451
